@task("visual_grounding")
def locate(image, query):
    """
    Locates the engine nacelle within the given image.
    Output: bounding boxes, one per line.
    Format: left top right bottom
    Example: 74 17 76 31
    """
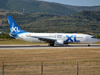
55 40 64 45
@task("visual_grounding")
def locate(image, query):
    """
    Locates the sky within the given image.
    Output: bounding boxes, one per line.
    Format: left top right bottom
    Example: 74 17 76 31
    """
40 0 100 6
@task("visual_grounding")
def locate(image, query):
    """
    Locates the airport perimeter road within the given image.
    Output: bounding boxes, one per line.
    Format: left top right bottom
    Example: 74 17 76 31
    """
0 44 100 50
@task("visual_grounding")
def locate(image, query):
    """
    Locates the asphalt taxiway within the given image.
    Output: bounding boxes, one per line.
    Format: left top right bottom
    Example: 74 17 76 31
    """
0 44 100 50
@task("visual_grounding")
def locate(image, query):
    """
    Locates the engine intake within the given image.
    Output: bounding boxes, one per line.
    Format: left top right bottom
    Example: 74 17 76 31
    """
55 40 64 45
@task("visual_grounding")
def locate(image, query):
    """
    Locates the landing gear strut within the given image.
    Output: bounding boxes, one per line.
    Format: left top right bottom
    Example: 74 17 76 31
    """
48 43 54 46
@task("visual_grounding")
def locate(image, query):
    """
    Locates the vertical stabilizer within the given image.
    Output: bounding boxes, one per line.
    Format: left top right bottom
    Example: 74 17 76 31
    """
7 16 28 38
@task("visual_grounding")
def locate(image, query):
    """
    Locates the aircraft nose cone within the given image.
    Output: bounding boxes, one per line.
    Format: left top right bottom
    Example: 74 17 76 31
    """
96 39 99 42
95 38 99 43
92 38 99 43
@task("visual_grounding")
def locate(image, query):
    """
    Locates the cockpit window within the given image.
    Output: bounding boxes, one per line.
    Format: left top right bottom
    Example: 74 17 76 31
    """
91 36 96 38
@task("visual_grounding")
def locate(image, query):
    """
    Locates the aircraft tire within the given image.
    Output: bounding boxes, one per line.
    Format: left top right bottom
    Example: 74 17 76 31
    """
49 43 54 46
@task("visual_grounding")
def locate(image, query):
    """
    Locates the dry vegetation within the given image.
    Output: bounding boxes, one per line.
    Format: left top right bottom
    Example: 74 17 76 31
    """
0 39 46 45
0 48 100 75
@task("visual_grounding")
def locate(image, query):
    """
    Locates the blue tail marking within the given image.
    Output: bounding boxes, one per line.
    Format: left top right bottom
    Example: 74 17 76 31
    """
7 16 28 38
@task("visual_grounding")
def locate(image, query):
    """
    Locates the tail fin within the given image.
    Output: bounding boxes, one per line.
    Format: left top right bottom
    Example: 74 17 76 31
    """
7 16 28 37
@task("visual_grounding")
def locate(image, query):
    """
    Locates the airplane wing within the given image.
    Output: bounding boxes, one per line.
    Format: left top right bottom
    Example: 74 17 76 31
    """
32 36 56 43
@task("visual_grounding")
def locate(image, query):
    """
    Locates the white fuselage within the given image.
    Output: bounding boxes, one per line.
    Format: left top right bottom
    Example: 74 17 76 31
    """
17 33 99 45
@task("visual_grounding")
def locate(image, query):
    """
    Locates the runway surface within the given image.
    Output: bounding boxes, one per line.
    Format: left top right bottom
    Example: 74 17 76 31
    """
0 44 100 50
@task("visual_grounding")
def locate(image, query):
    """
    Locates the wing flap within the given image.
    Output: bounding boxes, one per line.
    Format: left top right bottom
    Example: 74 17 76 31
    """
31 36 56 43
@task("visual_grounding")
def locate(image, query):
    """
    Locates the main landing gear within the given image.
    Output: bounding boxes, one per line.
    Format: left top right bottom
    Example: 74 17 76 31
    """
88 44 90 46
48 43 54 46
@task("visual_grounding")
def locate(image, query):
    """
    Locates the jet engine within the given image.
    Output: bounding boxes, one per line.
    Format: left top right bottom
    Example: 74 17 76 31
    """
55 40 64 45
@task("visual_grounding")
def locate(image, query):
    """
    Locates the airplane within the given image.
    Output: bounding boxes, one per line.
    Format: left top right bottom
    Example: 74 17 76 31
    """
7 16 99 46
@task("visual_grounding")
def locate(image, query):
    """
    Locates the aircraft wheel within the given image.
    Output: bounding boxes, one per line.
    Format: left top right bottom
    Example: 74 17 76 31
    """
49 43 54 46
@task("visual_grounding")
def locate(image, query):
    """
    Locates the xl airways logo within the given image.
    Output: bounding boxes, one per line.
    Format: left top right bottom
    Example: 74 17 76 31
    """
12 27 20 32
66 35 80 42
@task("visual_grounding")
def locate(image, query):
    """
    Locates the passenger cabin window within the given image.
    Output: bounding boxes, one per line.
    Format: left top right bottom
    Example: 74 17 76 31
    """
57 35 63 38
77 37 83 38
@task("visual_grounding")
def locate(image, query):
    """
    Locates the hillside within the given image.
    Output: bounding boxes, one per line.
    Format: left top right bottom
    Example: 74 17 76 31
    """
66 5 100 12
0 0 77 15
0 10 100 35
0 0 100 15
